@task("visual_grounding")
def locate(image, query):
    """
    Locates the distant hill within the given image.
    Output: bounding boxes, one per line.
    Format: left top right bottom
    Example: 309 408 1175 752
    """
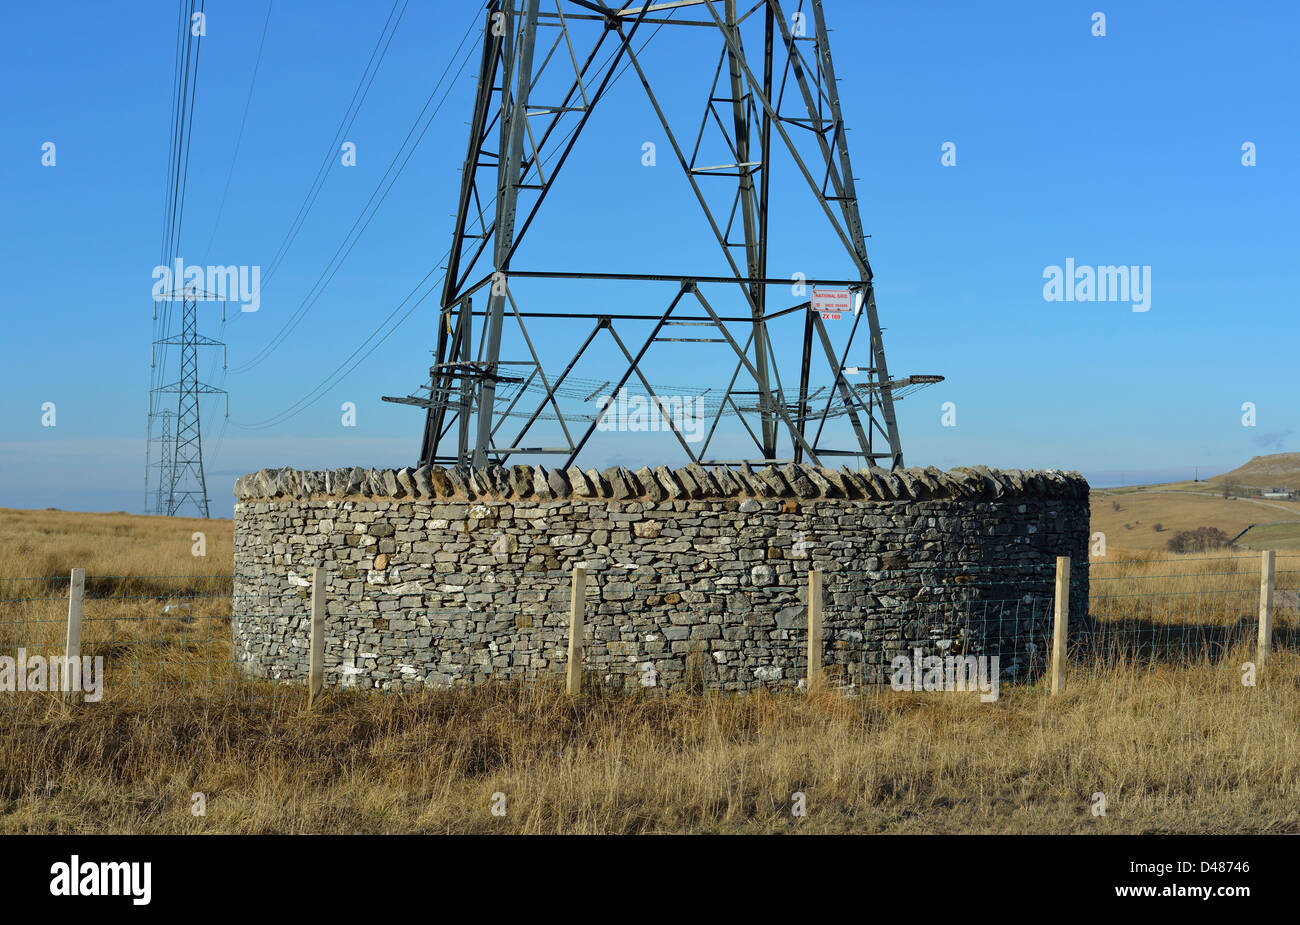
1210 452 1300 489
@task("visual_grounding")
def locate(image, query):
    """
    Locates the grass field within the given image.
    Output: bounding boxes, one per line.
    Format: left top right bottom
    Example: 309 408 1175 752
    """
1090 487 1300 551
0 506 233 584
2 507 1299 835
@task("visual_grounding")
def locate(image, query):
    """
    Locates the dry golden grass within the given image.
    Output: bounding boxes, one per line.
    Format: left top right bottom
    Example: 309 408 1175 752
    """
1 510 1297 834
1090 490 1300 551
1092 545 1300 601
0 508 233 685
1086 547 1300 664
4 662 1298 834
1239 522 1300 550
0 507 232 582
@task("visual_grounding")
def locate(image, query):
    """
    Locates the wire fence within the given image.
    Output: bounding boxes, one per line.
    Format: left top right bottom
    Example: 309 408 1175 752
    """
833 562 1063 692
1 551 1297 711
1082 553 1300 671
0 572 294 714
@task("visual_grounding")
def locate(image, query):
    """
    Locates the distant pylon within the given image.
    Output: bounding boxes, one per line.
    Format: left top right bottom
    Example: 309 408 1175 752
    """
144 409 175 515
147 286 228 518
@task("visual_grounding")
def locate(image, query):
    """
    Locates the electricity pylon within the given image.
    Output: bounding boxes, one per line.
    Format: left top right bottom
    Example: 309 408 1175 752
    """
144 409 175 515
148 286 227 517
385 0 937 470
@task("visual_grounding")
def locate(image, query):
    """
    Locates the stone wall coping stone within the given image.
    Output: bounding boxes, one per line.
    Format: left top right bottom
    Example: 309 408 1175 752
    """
232 463 1088 503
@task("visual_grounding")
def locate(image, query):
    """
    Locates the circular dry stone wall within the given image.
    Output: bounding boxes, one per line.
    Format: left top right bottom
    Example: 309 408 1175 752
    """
231 463 1089 693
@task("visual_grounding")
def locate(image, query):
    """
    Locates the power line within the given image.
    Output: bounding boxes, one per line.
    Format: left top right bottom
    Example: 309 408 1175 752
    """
259 0 409 288
155 0 207 397
198 0 275 472
152 0 198 399
230 265 442 430
228 1 484 375
200 0 419 465
146 0 222 518
229 8 677 432
148 0 201 508
202 0 273 265
204 1 480 464
147 0 195 509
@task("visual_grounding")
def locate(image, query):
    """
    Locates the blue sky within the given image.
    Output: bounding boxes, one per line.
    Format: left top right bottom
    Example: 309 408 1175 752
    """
1 0 1297 517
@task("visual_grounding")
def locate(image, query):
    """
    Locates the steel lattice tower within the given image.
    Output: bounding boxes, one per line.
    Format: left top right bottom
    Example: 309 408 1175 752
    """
385 0 939 470
148 287 227 518
145 409 175 515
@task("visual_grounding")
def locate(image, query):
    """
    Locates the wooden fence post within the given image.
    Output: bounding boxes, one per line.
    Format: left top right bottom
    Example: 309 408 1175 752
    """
64 568 85 703
1258 549 1275 672
807 569 823 692
566 565 587 695
308 567 326 709
1050 556 1070 695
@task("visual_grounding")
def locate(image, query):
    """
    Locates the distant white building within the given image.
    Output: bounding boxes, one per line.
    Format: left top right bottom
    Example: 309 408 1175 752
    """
1261 487 1295 500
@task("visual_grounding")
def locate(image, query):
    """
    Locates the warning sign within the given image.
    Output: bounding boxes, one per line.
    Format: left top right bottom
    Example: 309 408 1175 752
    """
811 288 851 320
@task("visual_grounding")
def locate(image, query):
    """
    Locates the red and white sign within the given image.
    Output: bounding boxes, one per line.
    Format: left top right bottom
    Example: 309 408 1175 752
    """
811 288 851 320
